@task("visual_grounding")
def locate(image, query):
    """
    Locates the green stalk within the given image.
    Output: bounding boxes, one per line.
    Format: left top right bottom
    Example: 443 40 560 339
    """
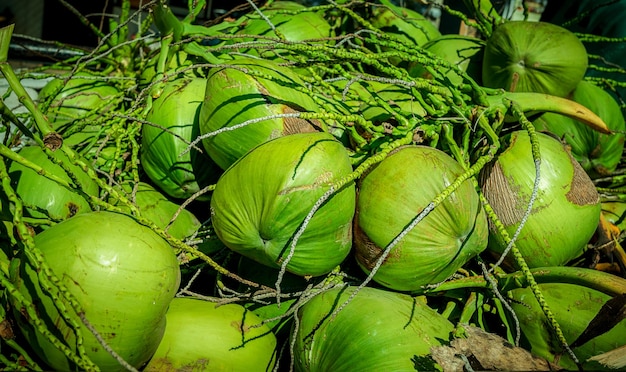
0 96 36 139
0 158 98 371
487 91 611 134
184 0 206 23
458 291 479 324
419 266 626 298
0 299 43 370
0 144 78 189
0 25 53 142
461 0 503 37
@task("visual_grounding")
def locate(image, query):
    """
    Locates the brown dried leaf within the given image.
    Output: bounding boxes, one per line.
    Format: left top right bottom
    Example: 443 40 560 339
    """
588 344 626 369
431 325 562 371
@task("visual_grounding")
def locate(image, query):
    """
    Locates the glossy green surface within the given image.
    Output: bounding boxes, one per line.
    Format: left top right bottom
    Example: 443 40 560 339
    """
293 286 454 371
482 21 587 97
198 58 327 170
210 132 355 277
8 146 99 222
141 77 221 200
510 281 626 371
354 145 488 291
10 211 180 371
481 131 601 268
144 297 277 372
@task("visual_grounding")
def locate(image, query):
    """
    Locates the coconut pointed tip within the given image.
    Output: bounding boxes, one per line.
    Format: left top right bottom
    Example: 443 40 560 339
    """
560 100 612 134
503 91 612 134
571 106 612 134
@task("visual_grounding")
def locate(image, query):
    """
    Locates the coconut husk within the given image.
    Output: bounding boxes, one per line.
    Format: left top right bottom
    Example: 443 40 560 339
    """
431 325 562 371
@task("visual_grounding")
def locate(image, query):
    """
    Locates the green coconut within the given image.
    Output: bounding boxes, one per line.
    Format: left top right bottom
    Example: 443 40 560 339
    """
480 131 601 269
354 145 488 291
230 1 332 64
482 20 588 97
210 132 355 277
292 286 454 371
369 1 441 66
198 58 327 171
602 200 626 232
509 280 626 371
332 79 428 125
141 77 221 200
38 72 121 127
8 146 99 222
111 182 224 256
144 297 277 371
38 72 121 148
111 182 198 237
408 34 485 86
37 72 127 174
533 80 626 178
9 211 180 371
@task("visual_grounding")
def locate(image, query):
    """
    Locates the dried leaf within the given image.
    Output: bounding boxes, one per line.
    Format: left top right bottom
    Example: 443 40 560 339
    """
588 344 626 369
431 325 561 371
570 293 626 349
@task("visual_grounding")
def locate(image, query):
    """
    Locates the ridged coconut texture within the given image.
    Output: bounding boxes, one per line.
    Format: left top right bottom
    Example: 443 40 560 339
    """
354 145 488 292
509 281 626 371
482 20 588 97
210 132 355 277
407 34 485 86
111 182 200 238
228 1 332 64
369 1 441 66
199 58 328 171
292 286 454 371
9 211 181 371
38 72 121 129
141 77 221 200
110 182 225 256
138 49 204 89
331 79 428 125
38 73 121 150
533 80 626 178
480 131 601 269
144 297 277 372
8 146 99 223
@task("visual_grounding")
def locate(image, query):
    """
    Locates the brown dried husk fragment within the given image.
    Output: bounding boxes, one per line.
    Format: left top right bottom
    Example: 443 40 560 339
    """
430 325 563 371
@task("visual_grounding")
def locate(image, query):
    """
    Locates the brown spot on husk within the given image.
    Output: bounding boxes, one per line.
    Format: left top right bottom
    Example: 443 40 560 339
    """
0 319 14 339
509 71 520 92
282 106 319 135
566 150 600 206
147 357 210 371
67 202 80 218
43 132 63 150
352 201 405 271
231 320 250 334
431 325 563 371
353 221 385 271
479 161 525 227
